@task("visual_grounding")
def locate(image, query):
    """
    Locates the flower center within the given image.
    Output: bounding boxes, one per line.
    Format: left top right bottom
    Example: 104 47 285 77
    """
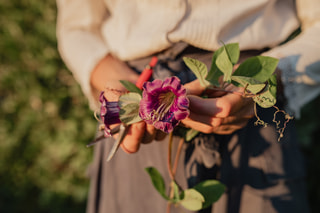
151 91 176 122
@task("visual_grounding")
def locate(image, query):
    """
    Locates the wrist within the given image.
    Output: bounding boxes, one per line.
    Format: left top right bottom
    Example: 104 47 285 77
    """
90 54 139 101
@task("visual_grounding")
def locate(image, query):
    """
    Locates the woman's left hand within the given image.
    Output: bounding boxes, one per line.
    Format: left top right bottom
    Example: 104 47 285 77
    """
182 80 255 135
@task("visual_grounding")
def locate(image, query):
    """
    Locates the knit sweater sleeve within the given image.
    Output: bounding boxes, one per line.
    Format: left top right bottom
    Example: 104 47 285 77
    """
56 0 110 109
262 0 320 118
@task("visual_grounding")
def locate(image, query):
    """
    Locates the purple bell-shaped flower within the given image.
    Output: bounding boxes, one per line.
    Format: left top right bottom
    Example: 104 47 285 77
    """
139 76 189 133
99 91 121 137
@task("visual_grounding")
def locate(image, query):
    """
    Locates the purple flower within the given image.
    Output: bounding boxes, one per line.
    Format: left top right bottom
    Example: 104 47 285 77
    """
139 76 189 133
99 91 121 137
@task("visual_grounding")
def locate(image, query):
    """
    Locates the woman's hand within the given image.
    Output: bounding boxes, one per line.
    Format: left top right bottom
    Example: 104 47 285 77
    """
182 80 255 135
90 54 165 153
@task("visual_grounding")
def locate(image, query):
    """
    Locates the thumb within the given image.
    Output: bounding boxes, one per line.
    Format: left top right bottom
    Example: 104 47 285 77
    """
121 121 146 153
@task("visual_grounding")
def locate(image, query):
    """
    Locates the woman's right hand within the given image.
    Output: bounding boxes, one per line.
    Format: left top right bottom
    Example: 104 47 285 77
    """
90 54 165 153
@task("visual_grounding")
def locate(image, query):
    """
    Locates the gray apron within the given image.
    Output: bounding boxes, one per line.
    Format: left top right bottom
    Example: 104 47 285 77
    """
86 43 309 213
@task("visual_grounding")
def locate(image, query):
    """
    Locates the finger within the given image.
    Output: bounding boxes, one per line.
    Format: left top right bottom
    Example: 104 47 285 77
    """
141 124 156 144
188 95 228 117
204 87 228 98
188 92 253 118
184 80 205 96
184 79 228 97
181 117 214 134
121 122 145 153
189 110 252 128
182 115 251 135
211 114 253 134
211 126 240 135
188 112 223 127
210 121 248 135
233 100 255 118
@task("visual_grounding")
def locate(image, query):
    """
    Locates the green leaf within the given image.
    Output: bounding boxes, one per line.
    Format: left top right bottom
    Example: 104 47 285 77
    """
232 56 278 108
253 74 277 108
172 181 181 203
253 90 276 108
216 47 233 82
224 43 240 65
119 93 142 125
231 76 266 94
193 180 226 209
145 167 169 200
183 57 210 87
207 49 223 86
206 43 239 86
119 80 142 95
232 56 279 83
206 68 223 87
185 129 199 142
247 84 268 95
179 189 205 211
268 74 277 95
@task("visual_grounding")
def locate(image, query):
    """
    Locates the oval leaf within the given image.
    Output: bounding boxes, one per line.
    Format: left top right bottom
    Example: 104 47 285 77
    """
119 93 142 125
253 74 277 108
179 189 205 211
231 76 266 94
207 43 239 86
224 43 240 65
145 167 169 200
253 89 276 108
207 47 224 86
216 47 233 82
183 57 210 87
193 179 226 209
119 80 142 95
233 56 279 83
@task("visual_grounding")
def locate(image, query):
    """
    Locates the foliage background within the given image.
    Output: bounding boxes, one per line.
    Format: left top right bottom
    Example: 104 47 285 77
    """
0 0 96 212
0 0 319 212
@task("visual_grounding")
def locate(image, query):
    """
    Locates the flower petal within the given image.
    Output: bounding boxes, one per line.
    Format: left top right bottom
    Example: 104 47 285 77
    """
99 91 121 137
139 76 189 133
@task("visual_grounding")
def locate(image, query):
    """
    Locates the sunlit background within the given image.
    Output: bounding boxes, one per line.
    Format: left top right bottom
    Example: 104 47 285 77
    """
0 0 320 212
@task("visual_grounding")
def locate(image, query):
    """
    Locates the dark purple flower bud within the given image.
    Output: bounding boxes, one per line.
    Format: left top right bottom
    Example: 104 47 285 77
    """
139 76 189 133
99 91 121 137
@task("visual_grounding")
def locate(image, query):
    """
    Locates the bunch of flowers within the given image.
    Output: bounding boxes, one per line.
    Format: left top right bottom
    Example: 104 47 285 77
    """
92 43 292 212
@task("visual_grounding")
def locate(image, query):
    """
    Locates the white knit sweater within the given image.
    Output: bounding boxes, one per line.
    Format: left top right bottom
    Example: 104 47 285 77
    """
56 0 320 117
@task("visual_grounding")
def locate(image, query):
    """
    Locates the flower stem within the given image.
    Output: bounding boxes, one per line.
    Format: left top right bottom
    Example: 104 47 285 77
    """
167 203 171 213
167 132 176 213
167 132 175 181
172 137 184 177
166 133 186 213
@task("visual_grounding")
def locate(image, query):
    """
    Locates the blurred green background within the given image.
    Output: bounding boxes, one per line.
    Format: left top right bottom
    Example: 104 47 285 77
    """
0 0 96 212
0 0 319 213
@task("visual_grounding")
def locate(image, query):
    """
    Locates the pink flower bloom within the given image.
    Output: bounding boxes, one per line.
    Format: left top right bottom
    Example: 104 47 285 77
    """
139 76 189 133
99 91 121 137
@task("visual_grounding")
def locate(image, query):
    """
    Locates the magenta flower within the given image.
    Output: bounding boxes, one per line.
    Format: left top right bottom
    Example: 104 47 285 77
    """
139 76 189 133
99 91 121 137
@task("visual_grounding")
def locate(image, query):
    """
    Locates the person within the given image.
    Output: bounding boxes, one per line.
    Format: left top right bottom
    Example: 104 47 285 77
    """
56 0 320 212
